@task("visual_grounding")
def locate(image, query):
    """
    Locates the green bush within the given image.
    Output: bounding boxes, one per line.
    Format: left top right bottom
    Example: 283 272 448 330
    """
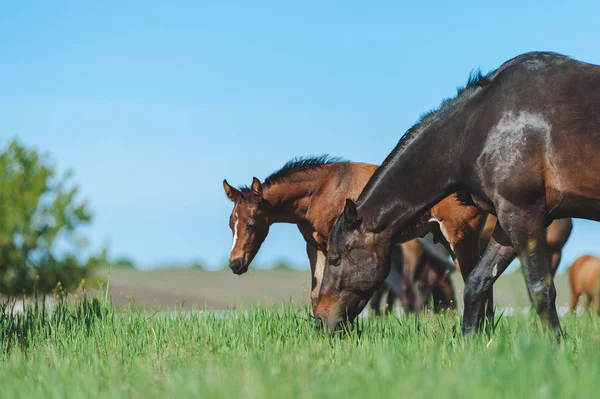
0 139 105 295
111 256 135 269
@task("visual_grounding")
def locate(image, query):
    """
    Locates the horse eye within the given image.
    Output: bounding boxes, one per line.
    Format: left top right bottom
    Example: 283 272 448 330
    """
329 254 341 266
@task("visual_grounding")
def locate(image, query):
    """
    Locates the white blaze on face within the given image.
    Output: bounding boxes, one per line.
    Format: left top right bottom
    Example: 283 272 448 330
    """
231 212 239 251
312 251 327 302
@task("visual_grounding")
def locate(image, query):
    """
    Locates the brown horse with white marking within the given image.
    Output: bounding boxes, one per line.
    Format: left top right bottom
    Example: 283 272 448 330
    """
569 255 600 313
223 156 455 312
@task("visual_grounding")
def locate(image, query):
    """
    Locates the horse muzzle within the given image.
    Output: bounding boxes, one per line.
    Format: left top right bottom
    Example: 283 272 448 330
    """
229 256 249 275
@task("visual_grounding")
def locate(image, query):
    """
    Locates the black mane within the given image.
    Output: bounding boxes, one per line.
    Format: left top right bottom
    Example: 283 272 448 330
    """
357 68 492 204
399 68 492 152
238 155 345 194
394 51 568 154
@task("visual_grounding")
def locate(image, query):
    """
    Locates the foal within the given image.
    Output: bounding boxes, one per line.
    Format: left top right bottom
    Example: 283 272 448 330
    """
223 156 454 311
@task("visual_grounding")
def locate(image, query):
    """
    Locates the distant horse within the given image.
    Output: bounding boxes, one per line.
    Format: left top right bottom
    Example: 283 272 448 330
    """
223 157 455 313
316 52 596 335
395 239 456 313
370 237 456 315
568 255 600 313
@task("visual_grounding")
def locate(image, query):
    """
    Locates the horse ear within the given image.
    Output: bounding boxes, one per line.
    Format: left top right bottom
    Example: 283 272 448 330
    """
343 199 361 230
251 177 263 201
223 179 241 202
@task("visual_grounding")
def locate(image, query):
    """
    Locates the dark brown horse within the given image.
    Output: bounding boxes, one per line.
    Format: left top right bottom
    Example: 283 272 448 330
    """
568 255 600 313
223 157 455 312
316 52 595 335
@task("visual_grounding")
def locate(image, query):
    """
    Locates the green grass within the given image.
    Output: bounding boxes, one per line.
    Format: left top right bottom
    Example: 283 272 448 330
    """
1 296 600 399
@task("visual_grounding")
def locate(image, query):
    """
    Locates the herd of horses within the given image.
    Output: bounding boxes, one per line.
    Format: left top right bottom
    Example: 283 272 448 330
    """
223 51 600 337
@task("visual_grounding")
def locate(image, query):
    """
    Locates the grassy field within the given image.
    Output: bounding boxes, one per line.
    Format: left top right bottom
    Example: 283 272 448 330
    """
1 295 600 398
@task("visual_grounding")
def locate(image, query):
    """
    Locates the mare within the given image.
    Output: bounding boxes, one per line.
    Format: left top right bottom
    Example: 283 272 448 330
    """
222 156 454 312
316 52 598 335
568 255 600 313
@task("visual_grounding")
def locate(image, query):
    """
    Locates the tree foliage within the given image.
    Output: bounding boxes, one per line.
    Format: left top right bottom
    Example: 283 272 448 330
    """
0 139 104 295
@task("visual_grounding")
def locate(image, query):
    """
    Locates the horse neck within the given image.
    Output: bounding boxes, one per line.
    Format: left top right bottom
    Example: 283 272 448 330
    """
261 177 321 226
358 116 474 236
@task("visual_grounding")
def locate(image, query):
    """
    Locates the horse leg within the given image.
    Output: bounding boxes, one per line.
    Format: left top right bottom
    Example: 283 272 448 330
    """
453 236 496 328
483 290 494 329
369 284 385 316
385 288 396 314
585 295 593 312
497 204 561 333
431 285 442 313
415 281 432 313
592 291 600 315
306 243 326 314
306 242 318 314
550 251 562 278
463 223 516 336
569 291 579 313
523 248 560 302
569 268 579 313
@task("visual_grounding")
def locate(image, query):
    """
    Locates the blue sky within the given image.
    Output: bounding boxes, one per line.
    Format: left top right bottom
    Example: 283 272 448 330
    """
1 1 600 272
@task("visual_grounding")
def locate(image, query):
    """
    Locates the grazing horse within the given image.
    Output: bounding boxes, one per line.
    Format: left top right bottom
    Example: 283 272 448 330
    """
568 255 600 313
222 157 454 312
315 52 598 335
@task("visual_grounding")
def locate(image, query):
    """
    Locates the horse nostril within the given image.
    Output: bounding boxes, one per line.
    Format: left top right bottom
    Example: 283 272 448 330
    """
229 258 244 274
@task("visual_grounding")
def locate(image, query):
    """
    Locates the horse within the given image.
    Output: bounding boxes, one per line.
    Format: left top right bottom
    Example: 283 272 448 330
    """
315 51 597 335
395 238 456 313
222 156 455 312
568 255 600 313
370 237 457 315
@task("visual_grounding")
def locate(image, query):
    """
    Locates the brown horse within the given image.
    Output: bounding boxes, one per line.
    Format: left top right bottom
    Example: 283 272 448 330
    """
568 255 600 313
397 239 456 313
223 156 454 312
370 238 457 315
316 52 593 335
